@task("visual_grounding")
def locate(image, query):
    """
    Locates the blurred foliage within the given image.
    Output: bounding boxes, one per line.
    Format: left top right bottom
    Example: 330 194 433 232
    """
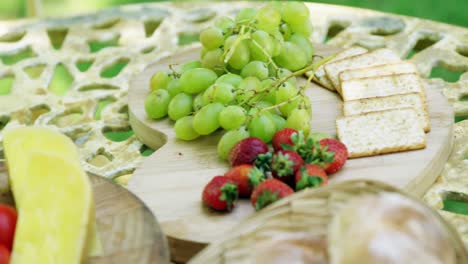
0 0 466 27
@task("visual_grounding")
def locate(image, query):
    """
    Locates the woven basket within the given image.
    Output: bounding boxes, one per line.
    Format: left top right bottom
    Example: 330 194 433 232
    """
189 180 468 263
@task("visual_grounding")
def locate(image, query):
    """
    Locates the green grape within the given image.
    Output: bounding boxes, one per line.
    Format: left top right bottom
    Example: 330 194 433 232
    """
274 42 308 71
248 113 276 143
277 68 297 87
261 79 276 104
225 35 250 70
255 6 281 34
269 114 287 131
268 63 277 77
217 127 250 160
174 116 200 141
310 132 330 142
203 83 235 104
280 23 292 41
150 71 172 91
241 61 269 80
235 8 257 24
168 93 193 121
303 96 313 116
286 108 311 135
193 93 206 111
254 100 275 114
193 103 225 135
236 76 261 104
289 33 314 62
166 78 183 97
289 20 313 38
248 30 275 62
202 48 225 75
216 73 243 88
145 89 171 119
281 2 310 26
279 96 300 117
200 27 225 50
219 105 247 130
200 47 208 58
275 82 298 103
180 68 218 94
271 30 284 57
180 60 202 74
214 17 235 34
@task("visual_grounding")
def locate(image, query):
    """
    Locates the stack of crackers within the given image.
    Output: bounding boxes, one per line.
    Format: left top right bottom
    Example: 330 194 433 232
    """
315 47 429 158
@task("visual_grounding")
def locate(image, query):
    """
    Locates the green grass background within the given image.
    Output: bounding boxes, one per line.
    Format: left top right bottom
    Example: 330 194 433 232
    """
1 1 468 214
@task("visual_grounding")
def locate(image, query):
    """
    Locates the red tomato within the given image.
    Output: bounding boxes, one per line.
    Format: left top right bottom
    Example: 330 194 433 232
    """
0 244 9 264
0 205 17 251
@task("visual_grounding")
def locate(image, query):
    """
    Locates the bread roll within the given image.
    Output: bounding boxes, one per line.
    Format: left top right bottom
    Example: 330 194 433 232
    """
328 193 457 264
255 233 328 264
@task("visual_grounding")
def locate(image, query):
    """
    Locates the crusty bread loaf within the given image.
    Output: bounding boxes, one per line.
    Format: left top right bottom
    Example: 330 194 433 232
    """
340 73 425 101
339 62 418 83
329 193 457 264
343 93 430 132
313 47 368 91
324 49 401 93
336 108 426 158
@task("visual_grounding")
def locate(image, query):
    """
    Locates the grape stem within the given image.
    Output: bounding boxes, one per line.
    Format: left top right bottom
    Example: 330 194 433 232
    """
223 25 250 63
272 54 337 89
250 38 279 70
259 94 301 113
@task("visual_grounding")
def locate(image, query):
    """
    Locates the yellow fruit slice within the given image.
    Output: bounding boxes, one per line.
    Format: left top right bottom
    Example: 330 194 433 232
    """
3 127 80 206
3 127 102 259
10 151 92 263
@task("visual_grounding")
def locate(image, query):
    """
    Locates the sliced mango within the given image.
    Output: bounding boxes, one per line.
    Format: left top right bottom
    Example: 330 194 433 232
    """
11 152 92 263
3 127 80 206
3 127 102 261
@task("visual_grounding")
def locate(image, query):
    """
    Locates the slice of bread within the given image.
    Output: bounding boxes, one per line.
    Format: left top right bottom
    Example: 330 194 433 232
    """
324 49 401 93
336 108 426 158
343 93 430 132
312 47 368 91
339 62 418 83
341 73 425 101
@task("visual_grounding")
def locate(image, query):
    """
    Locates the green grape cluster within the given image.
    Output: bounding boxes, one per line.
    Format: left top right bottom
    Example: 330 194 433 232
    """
145 2 316 160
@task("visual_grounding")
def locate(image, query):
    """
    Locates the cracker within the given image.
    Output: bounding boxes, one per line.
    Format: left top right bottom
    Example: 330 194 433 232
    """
343 93 430 132
336 108 426 158
339 62 418 83
324 49 401 94
340 73 425 101
312 47 368 91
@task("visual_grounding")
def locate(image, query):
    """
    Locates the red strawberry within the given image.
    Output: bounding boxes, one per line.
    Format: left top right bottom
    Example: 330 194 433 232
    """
202 176 238 211
224 165 265 197
319 138 348 173
251 179 294 210
272 128 298 151
229 137 269 166
295 164 328 191
271 150 304 187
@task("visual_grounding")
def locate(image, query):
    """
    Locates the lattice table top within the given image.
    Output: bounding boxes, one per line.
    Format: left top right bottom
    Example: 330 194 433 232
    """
0 0 467 245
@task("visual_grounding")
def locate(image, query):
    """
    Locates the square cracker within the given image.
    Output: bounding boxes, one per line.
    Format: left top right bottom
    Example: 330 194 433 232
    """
343 93 430 132
336 108 426 158
324 48 401 94
339 62 418 83
340 73 425 102
312 47 368 91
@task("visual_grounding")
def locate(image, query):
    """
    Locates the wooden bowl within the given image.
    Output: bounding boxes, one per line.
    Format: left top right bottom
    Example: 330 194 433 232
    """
190 180 468 263
0 163 170 264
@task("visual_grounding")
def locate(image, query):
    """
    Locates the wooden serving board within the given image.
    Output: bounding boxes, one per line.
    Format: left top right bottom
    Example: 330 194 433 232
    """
0 163 170 264
127 45 453 262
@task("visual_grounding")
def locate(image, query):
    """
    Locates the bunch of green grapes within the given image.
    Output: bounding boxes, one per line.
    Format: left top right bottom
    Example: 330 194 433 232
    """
145 2 317 160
